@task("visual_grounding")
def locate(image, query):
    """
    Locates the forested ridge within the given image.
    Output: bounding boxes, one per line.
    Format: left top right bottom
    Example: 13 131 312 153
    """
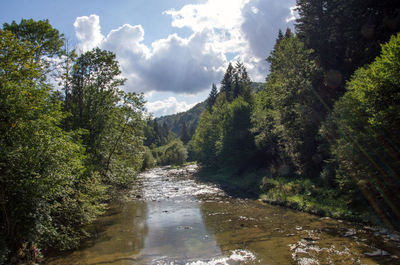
1 0 400 263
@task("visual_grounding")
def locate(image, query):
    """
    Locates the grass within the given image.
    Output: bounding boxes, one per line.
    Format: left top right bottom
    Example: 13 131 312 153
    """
258 176 374 221
196 165 379 224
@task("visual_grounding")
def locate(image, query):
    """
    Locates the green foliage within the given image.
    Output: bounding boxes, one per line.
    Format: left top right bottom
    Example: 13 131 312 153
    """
0 20 146 262
220 97 254 167
296 0 400 92
141 146 156 170
3 18 64 60
143 119 172 148
206 83 218 112
259 176 354 219
193 63 254 171
253 33 325 177
193 96 226 167
65 48 145 188
220 61 252 103
0 28 106 262
180 121 190 144
153 139 188 166
156 101 207 139
321 33 400 228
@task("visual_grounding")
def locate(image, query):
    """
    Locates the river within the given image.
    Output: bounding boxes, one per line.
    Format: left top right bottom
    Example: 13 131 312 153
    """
47 164 400 265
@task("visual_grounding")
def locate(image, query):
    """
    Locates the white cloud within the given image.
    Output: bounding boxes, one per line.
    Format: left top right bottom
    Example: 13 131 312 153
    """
240 0 296 79
73 0 297 115
145 97 197 117
286 5 299 23
74 15 226 94
164 0 297 81
74 14 104 52
164 0 250 32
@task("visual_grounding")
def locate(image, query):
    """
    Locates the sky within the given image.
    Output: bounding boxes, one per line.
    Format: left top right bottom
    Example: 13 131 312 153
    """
1 0 297 117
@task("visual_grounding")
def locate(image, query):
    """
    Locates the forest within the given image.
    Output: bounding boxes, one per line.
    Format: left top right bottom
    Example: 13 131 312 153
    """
192 0 400 232
1 0 400 263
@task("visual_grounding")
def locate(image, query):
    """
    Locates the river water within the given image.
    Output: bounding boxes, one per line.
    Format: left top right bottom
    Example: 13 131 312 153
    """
47 165 400 265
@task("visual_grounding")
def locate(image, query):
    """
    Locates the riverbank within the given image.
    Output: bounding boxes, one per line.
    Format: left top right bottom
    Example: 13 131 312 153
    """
194 165 395 230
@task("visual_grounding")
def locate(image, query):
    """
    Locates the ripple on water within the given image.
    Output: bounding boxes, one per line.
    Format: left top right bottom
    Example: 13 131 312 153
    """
152 249 258 265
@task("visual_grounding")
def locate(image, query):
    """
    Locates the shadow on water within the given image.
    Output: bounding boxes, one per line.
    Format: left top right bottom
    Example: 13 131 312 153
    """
46 200 148 265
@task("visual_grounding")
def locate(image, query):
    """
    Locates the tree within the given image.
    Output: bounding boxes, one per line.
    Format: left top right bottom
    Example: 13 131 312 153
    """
220 63 234 101
232 61 252 103
321 33 400 228
3 19 65 79
66 48 144 186
193 95 227 167
296 0 400 95
254 31 325 177
206 83 218 111
0 29 104 263
180 121 190 144
220 97 254 168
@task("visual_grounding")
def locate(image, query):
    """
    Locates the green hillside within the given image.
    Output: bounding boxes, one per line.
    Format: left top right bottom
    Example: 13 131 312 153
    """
155 82 265 137
156 100 207 136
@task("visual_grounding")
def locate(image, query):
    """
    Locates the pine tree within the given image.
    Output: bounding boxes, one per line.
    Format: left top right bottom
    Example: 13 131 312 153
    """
207 83 218 111
220 63 234 101
180 121 190 144
233 61 251 102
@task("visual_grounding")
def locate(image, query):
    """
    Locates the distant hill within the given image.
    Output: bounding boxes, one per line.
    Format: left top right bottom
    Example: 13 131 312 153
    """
155 82 265 137
155 100 207 136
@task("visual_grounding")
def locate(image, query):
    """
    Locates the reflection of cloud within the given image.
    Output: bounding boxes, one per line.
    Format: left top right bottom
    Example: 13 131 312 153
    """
145 97 197 117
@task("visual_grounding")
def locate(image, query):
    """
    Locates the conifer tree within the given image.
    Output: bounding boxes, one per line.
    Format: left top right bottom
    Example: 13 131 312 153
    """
220 63 234 101
180 121 190 144
207 83 218 111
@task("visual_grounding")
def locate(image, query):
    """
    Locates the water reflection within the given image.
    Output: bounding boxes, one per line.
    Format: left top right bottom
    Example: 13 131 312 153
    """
46 200 148 264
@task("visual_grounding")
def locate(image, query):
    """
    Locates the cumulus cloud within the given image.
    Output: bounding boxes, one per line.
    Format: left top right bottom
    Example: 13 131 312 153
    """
74 16 225 94
164 0 249 32
165 0 296 81
74 14 104 52
145 97 197 117
73 0 296 96
240 0 296 80
241 0 296 59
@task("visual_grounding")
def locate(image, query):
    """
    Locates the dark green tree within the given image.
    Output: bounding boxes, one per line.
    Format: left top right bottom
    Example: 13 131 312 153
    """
180 121 190 144
254 31 325 177
296 0 400 94
206 83 218 111
321 33 400 228
232 61 252 102
220 63 234 101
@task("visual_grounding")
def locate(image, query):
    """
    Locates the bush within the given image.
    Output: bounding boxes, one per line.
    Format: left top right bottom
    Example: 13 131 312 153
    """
153 139 188 166
142 146 156 170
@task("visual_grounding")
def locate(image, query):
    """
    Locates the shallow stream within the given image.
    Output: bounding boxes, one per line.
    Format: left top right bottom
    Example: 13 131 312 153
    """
46 165 400 264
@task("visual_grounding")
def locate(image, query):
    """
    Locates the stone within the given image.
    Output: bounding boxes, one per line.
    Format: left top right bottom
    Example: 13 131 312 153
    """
364 249 390 257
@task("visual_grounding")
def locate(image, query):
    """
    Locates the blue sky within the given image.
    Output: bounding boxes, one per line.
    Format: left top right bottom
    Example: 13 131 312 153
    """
1 0 296 117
